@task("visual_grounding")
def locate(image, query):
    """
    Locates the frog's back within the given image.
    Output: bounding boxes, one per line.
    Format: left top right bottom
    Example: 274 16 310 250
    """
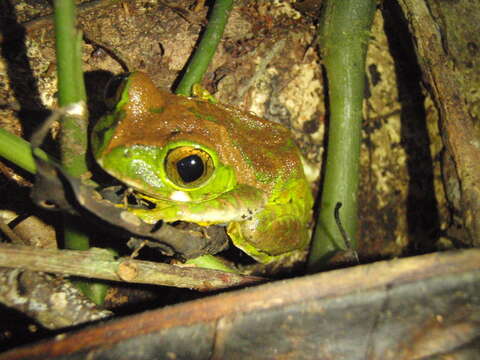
107 72 305 192
193 99 305 190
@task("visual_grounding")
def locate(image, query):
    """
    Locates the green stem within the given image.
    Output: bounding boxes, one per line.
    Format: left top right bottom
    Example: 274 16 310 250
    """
54 0 85 107
54 0 88 176
64 217 108 305
175 0 234 96
0 128 52 174
54 0 107 304
307 0 376 272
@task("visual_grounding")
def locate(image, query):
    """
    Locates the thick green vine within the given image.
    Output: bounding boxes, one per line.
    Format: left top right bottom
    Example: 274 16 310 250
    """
307 0 377 272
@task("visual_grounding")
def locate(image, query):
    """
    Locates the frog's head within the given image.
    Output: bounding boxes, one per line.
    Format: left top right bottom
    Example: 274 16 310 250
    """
91 72 238 203
92 72 305 207
96 139 237 203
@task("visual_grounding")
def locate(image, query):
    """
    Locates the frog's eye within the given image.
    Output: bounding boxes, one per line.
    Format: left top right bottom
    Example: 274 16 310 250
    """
165 147 214 188
104 73 130 110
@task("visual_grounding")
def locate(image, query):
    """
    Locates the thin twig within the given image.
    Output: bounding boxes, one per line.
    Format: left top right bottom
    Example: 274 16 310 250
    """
0 243 264 291
334 202 360 264
175 0 234 95
0 220 25 245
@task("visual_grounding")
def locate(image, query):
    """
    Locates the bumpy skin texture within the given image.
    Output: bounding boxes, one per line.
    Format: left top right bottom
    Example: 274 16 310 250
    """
92 72 313 264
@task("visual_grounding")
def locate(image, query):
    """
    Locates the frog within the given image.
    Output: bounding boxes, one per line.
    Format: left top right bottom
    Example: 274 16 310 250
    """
91 71 313 271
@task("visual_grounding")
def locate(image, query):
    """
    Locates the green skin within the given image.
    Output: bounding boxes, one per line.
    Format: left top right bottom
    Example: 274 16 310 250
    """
92 72 313 271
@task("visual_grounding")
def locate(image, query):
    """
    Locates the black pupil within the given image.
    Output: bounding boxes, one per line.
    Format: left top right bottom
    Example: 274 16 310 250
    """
176 155 204 183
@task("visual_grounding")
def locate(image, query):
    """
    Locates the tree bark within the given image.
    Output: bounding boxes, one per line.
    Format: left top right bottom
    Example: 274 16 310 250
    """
397 0 480 246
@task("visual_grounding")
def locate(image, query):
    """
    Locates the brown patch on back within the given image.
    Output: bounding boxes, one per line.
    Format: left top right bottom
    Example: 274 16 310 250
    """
106 72 303 191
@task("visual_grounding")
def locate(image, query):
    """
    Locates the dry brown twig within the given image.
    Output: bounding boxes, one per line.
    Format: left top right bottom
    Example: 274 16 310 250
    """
0 243 264 292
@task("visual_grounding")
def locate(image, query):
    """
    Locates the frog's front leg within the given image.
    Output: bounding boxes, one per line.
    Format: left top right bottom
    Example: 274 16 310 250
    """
227 180 313 264
227 205 310 264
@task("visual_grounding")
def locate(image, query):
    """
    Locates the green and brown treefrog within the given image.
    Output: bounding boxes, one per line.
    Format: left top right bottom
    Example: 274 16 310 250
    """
91 72 313 271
